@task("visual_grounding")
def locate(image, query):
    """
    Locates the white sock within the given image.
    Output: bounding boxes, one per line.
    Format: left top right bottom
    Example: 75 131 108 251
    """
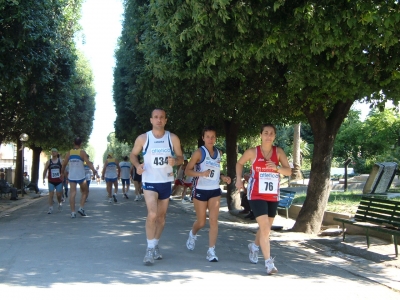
252 243 260 251
209 246 215 251
154 239 159 246
190 230 195 237
147 239 156 248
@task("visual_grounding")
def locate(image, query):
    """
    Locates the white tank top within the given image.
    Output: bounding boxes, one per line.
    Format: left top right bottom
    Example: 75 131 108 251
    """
105 158 118 179
142 131 174 183
68 149 85 181
84 164 92 181
119 161 131 179
193 146 221 190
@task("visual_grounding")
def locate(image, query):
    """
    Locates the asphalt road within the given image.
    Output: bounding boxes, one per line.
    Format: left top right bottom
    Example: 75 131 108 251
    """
0 183 399 300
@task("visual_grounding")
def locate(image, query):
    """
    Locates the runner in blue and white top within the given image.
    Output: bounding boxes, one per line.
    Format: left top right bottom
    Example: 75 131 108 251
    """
130 108 183 266
119 156 132 199
61 137 97 218
101 154 121 203
184 126 231 263
141 130 175 183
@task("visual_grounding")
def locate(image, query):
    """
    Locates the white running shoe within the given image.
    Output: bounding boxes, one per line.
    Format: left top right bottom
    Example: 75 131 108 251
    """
143 248 155 265
58 203 63 212
78 208 87 217
113 194 118 203
206 247 218 262
134 195 139 201
265 257 278 275
181 198 191 204
153 245 162 260
108 197 113 203
186 232 197 250
71 212 76 218
47 207 53 214
248 243 259 264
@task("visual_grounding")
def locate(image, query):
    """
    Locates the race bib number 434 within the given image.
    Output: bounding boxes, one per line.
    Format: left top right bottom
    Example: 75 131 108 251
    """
151 148 171 168
258 172 279 194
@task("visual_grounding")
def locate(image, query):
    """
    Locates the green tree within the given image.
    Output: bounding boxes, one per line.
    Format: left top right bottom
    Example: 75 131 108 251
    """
103 132 133 163
154 1 400 233
0 0 95 187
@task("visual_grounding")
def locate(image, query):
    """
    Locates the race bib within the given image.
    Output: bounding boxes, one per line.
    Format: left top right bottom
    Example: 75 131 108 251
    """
51 168 60 178
203 160 220 181
258 172 279 194
151 148 171 168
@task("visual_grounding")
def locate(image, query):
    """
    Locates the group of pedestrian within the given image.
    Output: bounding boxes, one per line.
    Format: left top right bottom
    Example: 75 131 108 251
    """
129 108 291 275
39 108 290 275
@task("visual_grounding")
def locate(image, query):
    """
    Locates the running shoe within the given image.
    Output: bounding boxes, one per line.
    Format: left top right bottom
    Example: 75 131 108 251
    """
134 195 139 201
248 242 259 264
47 207 53 214
113 194 118 203
71 212 76 218
186 232 197 250
206 247 218 262
124 193 129 199
58 203 63 212
265 257 278 275
153 245 162 260
143 248 155 265
181 198 191 204
108 197 112 203
78 208 87 217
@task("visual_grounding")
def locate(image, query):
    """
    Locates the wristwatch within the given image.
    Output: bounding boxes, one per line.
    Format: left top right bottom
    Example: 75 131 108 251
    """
276 165 281 171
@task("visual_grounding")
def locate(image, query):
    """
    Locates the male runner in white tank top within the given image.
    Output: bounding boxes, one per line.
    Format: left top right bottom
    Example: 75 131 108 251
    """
130 108 183 265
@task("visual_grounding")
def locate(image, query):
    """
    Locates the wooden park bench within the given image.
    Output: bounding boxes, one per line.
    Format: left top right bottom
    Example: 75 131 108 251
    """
333 196 400 256
277 189 297 219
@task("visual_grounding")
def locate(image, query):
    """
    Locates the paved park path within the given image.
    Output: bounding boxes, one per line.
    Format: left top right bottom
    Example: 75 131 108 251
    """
0 183 399 299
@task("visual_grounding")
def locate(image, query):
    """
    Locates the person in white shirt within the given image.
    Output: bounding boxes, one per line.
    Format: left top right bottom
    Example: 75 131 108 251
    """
130 108 183 265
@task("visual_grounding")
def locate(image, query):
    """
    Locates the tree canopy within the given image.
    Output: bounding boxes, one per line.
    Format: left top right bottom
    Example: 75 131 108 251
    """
114 0 400 232
0 0 96 185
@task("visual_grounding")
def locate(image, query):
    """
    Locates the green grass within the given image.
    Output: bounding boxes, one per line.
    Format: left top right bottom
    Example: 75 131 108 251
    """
291 189 400 215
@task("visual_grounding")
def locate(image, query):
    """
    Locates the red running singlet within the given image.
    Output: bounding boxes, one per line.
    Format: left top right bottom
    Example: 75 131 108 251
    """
247 146 280 202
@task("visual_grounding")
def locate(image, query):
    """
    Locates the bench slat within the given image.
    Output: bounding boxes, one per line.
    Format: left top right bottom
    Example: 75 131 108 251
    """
334 196 400 256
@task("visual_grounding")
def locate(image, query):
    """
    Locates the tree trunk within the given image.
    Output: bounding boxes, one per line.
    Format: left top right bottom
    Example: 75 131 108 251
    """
291 123 301 180
31 145 42 184
223 119 240 210
14 139 23 190
292 100 353 233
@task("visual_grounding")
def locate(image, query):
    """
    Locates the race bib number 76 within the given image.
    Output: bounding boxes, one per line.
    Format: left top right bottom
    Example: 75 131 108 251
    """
258 172 279 194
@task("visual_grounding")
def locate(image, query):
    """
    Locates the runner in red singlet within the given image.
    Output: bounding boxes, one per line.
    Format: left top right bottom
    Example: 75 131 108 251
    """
235 124 291 275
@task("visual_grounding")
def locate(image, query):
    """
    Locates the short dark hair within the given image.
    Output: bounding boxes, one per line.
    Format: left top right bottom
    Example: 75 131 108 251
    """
124 156 128 161
202 125 217 137
151 108 166 118
74 137 82 146
260 124 276 134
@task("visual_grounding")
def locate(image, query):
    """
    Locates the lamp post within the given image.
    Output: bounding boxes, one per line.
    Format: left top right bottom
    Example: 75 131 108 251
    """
19 133 29 197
